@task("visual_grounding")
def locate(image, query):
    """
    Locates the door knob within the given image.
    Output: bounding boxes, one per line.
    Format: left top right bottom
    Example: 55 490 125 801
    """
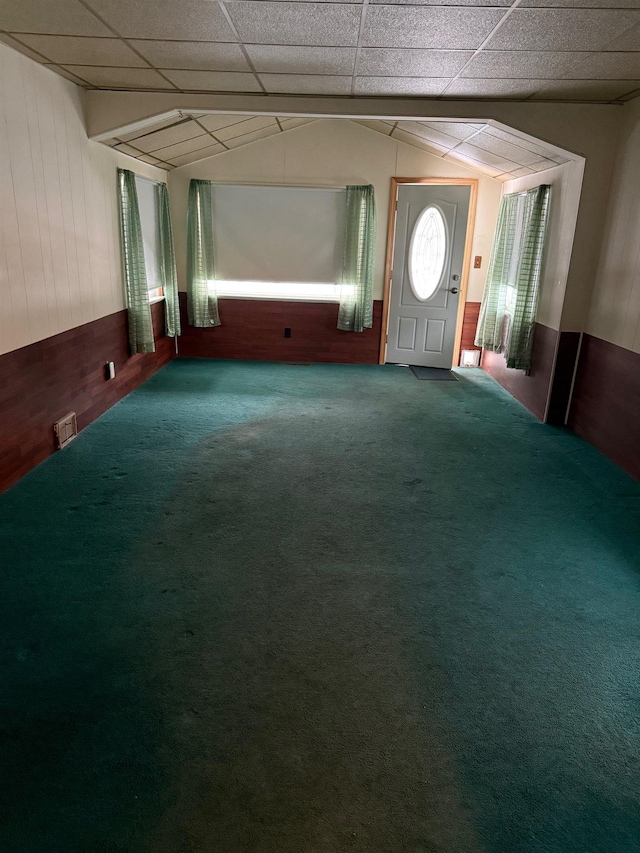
450 288 459 294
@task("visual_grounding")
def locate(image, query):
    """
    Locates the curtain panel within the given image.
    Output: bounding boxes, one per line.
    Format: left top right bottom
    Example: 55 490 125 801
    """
337 184 376 332
186 179 221 328
156 182 181 339
475 184 550 371
117 169 155 354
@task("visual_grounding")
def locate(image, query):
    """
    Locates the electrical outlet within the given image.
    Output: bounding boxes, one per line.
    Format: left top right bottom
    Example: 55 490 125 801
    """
474 256 482 269
284 328 291 338
105 361 116 380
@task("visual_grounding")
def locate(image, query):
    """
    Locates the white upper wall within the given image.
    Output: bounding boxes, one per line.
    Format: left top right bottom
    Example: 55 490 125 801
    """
167 119 503 303
0 42 165 357
586 97 640 354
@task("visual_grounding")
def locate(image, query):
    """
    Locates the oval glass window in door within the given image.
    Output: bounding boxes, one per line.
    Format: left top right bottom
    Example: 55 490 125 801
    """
408 205 447 301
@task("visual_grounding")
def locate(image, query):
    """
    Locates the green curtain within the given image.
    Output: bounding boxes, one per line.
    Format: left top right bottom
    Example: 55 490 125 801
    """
186 179 220 328
117 168 155 354
475 184 550 371
337 185 376 332
156 182 181 339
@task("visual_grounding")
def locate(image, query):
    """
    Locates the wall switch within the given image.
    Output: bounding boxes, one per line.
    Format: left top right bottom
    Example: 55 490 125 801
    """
284 328 291 338
474 256 482 269
105 361 116 380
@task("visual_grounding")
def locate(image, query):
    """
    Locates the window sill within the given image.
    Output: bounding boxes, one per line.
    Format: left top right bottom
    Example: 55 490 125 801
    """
149 295 165 305
216 294 341 304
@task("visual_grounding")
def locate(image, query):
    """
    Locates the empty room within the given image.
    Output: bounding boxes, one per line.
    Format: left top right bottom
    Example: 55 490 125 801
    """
1 0 639 850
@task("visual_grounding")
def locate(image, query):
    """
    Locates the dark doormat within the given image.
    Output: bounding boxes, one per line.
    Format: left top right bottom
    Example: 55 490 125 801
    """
409 366 458 381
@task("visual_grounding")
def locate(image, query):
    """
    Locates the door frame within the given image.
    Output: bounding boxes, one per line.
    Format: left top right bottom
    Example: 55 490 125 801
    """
379 177 479 366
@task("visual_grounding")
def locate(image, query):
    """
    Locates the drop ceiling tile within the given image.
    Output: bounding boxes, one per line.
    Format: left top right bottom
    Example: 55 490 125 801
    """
354 119 395 135
564 52 640 79
372 0 511 4
84 0 236 41
392 128 450 155
421 120 486 140
521 0 640 7
44 64 92 84
17 35 147 67
509 166 535 177
150 135 223 160
526 158 560 171
531 79 640 100
453 142 521 172
226 3 362 47
136 154 163 165
354 76 451 95
483 125 563 159
485 9 639 51
130 40 249 71
461 50 591 78
168 143 226 167
444 78 543 97
0 0 111 36
604 22 640 50
357 48 472 77
213 116 277 142
61 66 173 89
278 117 316 129
620 86 640 101
396 121 461 149
467 131 544 166
245 45 356 75
118 116 185 142
161 70 261 92
362 7 506 49
0 33 49 61
132 119 207 152
223 125 281 149
445 151 505 177
114 142 145 156
197 114 255 132
259 74 352 94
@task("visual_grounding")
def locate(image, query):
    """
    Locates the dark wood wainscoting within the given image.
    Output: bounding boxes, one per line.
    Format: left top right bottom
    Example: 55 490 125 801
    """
0 301 174 493
481 322 558 422
568 334 640 481
178 294 383 364
460 301 482 360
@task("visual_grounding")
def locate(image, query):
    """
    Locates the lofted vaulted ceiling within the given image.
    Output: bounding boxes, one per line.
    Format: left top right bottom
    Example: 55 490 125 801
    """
1 0 640 104
98 112 573 178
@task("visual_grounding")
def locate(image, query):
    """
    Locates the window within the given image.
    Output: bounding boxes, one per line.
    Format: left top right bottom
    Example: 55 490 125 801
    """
209 184 346 301
408 205 447 301
505 193 527 314
134 176 164 301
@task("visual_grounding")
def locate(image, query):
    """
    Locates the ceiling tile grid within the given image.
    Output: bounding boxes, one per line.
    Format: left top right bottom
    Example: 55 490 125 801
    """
2 0 639 104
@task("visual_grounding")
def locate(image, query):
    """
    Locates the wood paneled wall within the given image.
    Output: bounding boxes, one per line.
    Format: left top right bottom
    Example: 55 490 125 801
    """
0 43 165 357
568 334 640 480
460 301 482 361
0 302 173 493
178 294 383 364
481 322 558 422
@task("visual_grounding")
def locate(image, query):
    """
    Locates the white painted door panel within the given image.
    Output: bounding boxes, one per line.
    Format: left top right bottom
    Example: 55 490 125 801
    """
386 184 471 368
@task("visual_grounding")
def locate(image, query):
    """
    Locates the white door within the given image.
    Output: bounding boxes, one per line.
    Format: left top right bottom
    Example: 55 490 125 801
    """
386 184 471 368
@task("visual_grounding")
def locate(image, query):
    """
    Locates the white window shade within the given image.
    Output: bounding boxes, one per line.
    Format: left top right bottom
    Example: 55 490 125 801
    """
135 176 161 291
211 185 346 285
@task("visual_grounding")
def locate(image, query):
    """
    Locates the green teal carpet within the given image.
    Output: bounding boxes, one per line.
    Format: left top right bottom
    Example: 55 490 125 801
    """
1 360 639 853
